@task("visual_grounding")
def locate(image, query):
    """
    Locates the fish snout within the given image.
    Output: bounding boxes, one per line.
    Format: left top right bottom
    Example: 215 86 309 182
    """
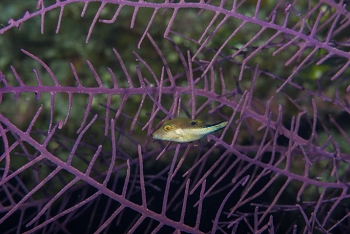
152 132 158 140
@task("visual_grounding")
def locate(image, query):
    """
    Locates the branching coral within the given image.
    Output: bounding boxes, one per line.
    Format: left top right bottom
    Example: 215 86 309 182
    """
1 0 350 233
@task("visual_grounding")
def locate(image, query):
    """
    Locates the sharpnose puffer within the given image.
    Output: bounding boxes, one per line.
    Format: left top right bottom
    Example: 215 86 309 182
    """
152 117 228 143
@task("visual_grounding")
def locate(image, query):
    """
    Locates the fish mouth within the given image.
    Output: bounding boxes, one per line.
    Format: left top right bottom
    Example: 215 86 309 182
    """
152 133 158 139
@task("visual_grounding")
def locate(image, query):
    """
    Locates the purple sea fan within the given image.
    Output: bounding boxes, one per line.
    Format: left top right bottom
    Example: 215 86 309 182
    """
1 0 350 233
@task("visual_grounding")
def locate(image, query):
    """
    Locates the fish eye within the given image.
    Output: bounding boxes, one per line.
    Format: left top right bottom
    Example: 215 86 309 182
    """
163 125 172 132
190 120 197 126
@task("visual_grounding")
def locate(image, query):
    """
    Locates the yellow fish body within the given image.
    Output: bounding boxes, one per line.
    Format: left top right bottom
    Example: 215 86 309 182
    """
152 117 228 143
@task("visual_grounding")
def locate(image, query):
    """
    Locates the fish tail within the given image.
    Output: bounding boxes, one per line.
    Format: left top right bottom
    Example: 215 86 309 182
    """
206 121 228 132
216 121 228 130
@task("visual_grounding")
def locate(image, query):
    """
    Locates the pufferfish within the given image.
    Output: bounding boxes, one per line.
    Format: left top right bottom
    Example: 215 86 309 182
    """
152 117 228 143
